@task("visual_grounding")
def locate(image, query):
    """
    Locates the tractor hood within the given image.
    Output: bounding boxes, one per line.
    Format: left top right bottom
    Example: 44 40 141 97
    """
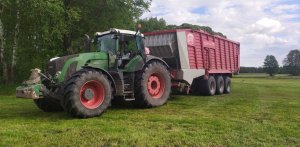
48 52 108 82
48 54 79 77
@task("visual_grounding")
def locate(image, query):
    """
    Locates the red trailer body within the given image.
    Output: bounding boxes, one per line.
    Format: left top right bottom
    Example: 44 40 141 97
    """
144 29 240 95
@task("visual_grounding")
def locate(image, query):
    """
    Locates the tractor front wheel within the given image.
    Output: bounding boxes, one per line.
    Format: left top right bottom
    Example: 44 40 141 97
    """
63 69 112 118
134 62 171 108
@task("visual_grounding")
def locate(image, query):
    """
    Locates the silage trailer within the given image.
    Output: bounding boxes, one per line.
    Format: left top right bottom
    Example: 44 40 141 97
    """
144 29 240 95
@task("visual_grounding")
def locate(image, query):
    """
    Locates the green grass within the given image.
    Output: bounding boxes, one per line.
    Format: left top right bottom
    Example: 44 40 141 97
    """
0 76 300 146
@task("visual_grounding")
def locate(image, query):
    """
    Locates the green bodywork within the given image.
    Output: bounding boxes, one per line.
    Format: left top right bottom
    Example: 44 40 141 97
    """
57 52 108 82
124 55 144 72
57 53 144 82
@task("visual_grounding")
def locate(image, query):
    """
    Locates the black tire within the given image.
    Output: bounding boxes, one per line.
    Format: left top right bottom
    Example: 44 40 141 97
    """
63 69 113 118
224 76 231 94
200 76 216 96
111 96 127 106
134 62 171 108
191 77 201 95
215 75 224 95
33 97 64 112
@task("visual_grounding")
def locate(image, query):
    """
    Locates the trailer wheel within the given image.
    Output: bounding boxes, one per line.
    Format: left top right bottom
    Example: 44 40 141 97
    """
201 76 216 96
34 97 64 112
215 75 224 95
134 61 171 108
63 69 112 118
191 78 201 95
224 76 231 94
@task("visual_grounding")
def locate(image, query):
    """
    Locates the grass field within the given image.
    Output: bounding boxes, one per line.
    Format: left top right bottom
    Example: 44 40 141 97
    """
0 75 299 146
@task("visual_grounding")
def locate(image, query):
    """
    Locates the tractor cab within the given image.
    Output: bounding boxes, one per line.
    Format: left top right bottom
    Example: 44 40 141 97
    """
93 29 146 70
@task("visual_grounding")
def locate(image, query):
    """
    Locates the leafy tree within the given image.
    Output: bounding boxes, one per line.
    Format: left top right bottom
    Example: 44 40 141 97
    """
263 55 279 76
171 23 227 38
138 17 167 32
240 67 264 73
0 0 151 84
63 0 151 54
283 49 300 76
278 66 288 74
138 17 227 38
0 0 69 83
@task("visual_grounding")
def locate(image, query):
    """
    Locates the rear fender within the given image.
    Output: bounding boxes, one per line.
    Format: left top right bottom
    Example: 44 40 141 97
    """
144 55 170 69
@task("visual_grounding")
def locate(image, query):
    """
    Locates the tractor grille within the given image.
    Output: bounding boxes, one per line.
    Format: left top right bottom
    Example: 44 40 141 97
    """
48 54 79 77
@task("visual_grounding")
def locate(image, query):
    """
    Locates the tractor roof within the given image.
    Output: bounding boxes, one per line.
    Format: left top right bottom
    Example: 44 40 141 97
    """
95 28 144 37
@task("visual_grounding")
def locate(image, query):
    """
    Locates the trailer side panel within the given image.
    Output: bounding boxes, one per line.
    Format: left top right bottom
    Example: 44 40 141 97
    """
144 29 240 84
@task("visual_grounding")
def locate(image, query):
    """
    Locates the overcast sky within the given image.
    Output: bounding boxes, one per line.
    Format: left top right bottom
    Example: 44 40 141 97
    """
141 0 300 67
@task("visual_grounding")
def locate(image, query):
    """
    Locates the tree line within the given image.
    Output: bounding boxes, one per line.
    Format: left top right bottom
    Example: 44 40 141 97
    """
240 50 300 76
0 0 151 84
0 0 228 85
138 17 227 38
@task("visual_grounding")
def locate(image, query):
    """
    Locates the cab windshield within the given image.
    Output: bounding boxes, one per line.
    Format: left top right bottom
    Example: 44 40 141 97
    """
94 34 116 52
92 33 144 55
119 35 144 54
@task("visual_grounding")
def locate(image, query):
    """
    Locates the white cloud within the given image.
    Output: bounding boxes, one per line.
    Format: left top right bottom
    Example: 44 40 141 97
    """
141 0 300 67
248 18 284 34
271 4 300 14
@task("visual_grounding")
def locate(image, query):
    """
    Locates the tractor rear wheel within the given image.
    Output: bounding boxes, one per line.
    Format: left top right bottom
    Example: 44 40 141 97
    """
63 69 113 118
34 97 64 112
134 62 171 108
215 75 224 95
224 76 231 94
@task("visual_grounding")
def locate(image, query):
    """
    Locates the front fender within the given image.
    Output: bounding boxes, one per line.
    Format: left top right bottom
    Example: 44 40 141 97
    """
82 66 116 94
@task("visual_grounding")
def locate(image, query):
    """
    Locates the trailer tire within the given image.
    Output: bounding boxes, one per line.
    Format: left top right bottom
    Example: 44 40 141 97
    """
34 97 64 112
134 62 171 108
224 76 231 94
63 69 113 118
215 75 224 95
201 76 216 96
191 78 201 95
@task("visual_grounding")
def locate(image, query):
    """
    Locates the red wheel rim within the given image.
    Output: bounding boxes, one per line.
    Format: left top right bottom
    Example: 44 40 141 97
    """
80 80 105 109
147 73 165 99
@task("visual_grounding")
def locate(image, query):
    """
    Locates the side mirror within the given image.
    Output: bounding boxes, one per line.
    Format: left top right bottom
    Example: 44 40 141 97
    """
83 34 91 52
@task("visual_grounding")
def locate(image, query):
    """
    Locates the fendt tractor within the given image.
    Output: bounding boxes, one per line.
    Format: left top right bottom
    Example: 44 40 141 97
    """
16 27 240 118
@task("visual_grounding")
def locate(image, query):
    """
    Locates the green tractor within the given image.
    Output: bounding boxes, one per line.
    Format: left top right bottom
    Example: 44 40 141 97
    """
16 28 171 118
